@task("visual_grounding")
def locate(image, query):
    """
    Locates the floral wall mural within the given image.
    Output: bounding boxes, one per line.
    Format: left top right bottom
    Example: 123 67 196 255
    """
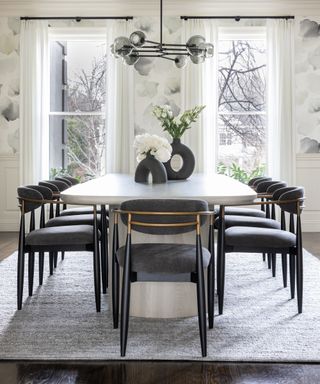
0 17 20 155
296 17 320 153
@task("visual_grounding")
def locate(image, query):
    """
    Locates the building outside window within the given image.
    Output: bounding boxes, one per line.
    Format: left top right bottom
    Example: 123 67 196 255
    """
217 27 267 179
49 34 106 179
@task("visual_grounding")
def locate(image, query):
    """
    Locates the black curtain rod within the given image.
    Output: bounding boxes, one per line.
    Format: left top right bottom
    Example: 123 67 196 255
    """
181 15 294 21
20 16 133 21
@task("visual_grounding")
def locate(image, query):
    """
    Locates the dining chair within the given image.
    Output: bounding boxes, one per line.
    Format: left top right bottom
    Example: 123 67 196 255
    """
112 199 214 357
217 187 305 315
17 186 101 312
40 180 109 294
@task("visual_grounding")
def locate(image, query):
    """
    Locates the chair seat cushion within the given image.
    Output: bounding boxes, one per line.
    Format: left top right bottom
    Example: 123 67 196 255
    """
117 243 211 274
46 214 106 227
215 207 266 218
60 206 109 216
225 226 296 249
216 215 280 229
26 225 96 246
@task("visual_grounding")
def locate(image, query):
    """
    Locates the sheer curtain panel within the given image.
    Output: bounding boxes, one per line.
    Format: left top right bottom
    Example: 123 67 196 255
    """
20 20 49 184
105 20 135 174
181 19 218 174
267 19 295 184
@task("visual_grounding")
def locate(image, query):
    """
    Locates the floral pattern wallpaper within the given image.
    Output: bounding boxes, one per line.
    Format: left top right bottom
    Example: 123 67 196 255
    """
133 17 181 139
296 17 320 153
0 17 20 155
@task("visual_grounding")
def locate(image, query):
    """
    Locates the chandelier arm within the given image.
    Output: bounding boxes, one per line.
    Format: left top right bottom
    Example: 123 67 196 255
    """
161 43 188 47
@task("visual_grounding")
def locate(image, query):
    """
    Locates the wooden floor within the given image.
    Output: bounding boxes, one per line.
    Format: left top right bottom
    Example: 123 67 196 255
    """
0 232 319 384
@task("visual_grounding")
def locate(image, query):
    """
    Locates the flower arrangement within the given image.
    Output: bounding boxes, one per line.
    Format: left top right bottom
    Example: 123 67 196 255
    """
134 133 172 163
152 104 206 139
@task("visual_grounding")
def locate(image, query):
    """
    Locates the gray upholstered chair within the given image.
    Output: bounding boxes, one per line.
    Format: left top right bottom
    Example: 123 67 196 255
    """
37 180 109 294
112 199 214 357
17 186 101 312
217 187 305 315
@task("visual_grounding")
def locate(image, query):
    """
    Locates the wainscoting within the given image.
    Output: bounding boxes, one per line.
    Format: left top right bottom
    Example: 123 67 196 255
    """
296 154 320 232
0 155 19 232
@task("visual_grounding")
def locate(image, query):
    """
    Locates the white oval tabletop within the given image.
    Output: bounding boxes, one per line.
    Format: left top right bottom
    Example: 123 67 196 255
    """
61 173 256 205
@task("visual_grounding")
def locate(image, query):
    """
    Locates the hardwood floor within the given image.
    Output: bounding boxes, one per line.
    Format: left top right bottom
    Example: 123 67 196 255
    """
0 232 319 384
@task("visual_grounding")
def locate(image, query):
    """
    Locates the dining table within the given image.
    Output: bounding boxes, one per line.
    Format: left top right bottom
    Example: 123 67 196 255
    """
61 173 257 318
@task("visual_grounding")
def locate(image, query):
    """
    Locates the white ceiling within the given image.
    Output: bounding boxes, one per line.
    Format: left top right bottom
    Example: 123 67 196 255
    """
0 0 319 17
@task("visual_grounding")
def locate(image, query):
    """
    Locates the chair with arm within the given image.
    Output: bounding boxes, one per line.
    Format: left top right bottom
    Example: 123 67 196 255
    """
217 187 305 315
17 187 101 311
112 199 214 357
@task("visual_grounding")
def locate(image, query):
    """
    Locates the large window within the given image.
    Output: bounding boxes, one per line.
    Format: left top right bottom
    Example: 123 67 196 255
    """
49 35 106 179
217 28 267 181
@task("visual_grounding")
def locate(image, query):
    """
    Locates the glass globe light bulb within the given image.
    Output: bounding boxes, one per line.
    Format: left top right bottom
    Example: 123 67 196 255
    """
190 55 205 64
174 55 188 69
114 36 132 57
199 42 214 58
130 31 146 47
186 35 206 57
123 51 140 65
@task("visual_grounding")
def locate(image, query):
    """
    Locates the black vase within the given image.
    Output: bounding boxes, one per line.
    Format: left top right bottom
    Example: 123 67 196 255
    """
134 153 168 184
164 138 195 180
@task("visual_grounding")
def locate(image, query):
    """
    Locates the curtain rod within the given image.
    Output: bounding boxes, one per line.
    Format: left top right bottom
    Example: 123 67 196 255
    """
20 16 133 21
180 15 294 21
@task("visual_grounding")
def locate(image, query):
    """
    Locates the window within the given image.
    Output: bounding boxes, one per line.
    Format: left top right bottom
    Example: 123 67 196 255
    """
217 28 267 178
49 33 106 179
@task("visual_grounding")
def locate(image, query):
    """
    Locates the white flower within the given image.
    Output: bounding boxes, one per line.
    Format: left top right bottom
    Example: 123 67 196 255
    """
133 133 172 163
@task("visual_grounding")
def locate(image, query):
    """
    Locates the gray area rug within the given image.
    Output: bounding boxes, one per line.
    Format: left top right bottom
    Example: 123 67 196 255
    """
0 250 319 361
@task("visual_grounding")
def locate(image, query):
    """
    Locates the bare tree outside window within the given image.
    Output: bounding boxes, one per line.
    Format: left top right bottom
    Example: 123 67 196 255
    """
217 39 267 181
49 41 106 180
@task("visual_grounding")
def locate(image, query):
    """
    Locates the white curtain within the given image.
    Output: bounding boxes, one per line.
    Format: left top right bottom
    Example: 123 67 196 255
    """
105 20 135 174
20 20 49 184
267 19 295 184
181 19 218 174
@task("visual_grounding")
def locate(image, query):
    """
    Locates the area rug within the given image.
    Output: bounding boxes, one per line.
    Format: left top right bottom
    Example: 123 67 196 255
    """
0 250 319 361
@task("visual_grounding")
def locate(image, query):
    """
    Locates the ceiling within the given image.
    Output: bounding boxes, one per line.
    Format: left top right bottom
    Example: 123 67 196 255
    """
0 0 319 17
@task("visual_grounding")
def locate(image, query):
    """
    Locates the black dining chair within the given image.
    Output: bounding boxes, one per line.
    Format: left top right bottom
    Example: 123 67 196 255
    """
217 187 305 315
112 199 214 357
17 186 101 312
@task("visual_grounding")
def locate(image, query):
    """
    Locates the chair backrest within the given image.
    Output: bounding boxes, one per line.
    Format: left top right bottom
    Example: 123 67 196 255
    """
17 186 43 213
248 176 268 186
251 177 272 189
120 199 209 235
26 185 53 200
39 181 59 193
278 187 305 214
45 180 69 192
55 177 73 186
61 176 80 185
256 180 281 194
272 186 296 201
266 181 287 194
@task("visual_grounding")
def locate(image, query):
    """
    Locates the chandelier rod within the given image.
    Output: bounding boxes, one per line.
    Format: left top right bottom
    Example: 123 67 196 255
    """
160 0 163 49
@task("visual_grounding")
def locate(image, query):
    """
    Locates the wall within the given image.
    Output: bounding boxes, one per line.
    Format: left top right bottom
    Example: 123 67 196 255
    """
0 16 320 231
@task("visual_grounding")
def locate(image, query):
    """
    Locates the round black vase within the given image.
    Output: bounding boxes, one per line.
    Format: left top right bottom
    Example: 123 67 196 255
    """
164 138 195 180
134 153 168 184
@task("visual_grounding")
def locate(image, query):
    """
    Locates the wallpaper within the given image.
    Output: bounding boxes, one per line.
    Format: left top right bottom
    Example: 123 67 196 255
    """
0 18 20 155
296 17 320 153
133 17 181 139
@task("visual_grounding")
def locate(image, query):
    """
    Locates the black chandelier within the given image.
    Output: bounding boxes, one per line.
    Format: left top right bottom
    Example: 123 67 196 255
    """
110 0 214 68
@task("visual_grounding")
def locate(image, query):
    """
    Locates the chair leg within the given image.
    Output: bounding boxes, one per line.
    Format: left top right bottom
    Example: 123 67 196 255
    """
100 205 108 294
296 219 303 314
120 234 131 357
112 222 120 329
28 252 35 296
39 252 44 285
93 233 101 313
217 214 225 315
281 253 287 288
61 251 65 261
267 253 271 269
262 253 266 262
289 254 295 299
196 234 207 357
207 225 214 329
53 252 58 268
271 253 276 277
17 245 25 310
49 252 54 275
